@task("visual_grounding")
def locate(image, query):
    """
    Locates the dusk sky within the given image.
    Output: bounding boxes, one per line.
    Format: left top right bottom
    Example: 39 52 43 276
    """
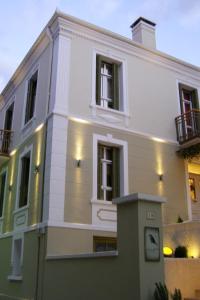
1 0 200 92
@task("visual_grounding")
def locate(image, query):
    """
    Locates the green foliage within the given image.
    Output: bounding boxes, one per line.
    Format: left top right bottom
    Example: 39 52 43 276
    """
174 246 187 258
154 282 169 300
177 216 183 223
177 143 200 159
171 288 182 300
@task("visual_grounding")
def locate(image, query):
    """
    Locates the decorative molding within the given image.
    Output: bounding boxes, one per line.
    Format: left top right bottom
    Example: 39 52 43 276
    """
97 208 117 222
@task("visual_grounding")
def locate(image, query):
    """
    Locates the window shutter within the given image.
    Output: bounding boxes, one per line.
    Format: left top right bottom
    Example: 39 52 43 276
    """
192 89 199 109
97 145 103 200
96 56 102 105
178 83 184 114
112 63 119 110
112 147 120 199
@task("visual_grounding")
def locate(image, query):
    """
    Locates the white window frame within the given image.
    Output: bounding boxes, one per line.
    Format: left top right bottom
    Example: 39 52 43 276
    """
15 145 33 211
21 64 39 130
91 49 129 115
92 133 128 203
9 233 24 280
0 167 8 220
176 79 200 115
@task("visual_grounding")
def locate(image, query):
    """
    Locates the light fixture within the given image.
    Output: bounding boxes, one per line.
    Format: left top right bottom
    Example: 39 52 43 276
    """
163 247 173 257
34 165 40 174
158 174 163 181
76 159 81 168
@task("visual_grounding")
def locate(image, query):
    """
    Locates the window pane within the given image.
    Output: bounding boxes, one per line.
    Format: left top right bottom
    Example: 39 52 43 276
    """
107 78 113 100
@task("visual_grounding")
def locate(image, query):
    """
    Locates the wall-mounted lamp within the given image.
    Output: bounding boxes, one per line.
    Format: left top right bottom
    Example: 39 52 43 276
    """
8 185 13 192
158 174 163 181
34 165 40 174
76 159 81 168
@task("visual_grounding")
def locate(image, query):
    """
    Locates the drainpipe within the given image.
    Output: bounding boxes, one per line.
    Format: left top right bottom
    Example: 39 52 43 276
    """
35 25 54 300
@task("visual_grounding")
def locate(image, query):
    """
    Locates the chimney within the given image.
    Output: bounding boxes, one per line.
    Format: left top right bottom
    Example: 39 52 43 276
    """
130 17 156 49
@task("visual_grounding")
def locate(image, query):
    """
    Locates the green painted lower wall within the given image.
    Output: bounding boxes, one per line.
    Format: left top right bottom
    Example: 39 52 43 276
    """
0 230 40 300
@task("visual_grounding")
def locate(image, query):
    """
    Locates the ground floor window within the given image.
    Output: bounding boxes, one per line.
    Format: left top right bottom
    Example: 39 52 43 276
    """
97 144 120 201
12 237 23 277
93 236 117 252
0 170 7 217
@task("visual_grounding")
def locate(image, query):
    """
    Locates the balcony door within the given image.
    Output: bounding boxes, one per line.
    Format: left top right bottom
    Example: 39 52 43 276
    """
1 103 14 154
179 84 199 140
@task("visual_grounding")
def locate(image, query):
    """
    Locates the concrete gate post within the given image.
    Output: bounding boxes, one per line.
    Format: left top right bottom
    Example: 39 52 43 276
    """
113 193 166 300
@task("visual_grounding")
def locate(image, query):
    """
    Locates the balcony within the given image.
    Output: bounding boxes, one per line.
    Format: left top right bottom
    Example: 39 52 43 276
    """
175 109 200 147
0 129 13 165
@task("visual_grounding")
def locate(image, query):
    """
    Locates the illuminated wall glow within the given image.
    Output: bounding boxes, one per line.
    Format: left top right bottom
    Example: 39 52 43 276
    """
154 142 164 196
75 137 83 161
188 244 200 258
10 149 17 156
32 127 43 225
152 137 166 143
70 117 90 124
35 123 44 133
6 154 16 232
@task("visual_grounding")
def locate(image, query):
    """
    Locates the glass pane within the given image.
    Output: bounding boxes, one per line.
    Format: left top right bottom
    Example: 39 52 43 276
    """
107 77 113 99
106 147 112 161
106 190 112 201
106 63 112 75
107 163 112 187
183 90 192 101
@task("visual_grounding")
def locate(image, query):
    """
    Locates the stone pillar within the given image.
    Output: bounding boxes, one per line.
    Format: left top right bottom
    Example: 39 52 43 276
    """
113 193 166 300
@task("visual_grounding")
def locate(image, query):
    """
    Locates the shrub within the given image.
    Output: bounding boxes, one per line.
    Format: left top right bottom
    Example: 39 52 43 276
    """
171 288 182 300
174 246 187 258
154 282 169 300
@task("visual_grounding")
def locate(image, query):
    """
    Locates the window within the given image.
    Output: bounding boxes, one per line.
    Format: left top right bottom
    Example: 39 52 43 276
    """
4 102 14 131
97 144 120 201
24 71 38 124
18 152 31 208
96 55 120 110
0 171 6 218
12 238 23 276
179 83 199 114
93 236 117 252
189 178 196 201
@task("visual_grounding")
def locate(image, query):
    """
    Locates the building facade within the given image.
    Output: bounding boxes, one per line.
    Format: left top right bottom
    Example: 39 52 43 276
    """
0 11 200 299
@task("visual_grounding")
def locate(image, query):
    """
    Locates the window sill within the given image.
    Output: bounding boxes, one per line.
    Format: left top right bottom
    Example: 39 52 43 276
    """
13 205 29 215
8 275 23 282
21 116 36 133
91 199 115 206
90 104 129 117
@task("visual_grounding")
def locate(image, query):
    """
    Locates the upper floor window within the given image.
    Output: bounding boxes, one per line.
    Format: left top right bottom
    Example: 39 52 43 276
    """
96 55 120 110
179 83 199 114
93 236 117 252
24 71 38 124
97 144 120 201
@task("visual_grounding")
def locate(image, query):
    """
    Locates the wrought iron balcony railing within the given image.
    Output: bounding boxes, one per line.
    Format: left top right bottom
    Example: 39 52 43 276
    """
0 129 13 156
175 109 200 145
